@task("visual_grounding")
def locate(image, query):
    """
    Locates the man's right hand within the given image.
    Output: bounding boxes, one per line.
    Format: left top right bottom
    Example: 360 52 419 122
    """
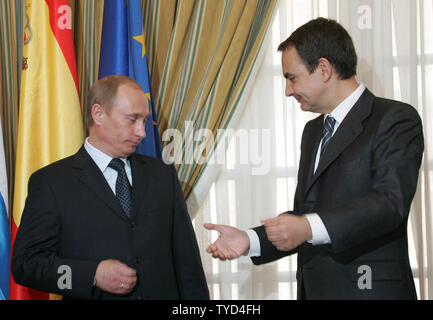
94 259 137 295
204 223 250 260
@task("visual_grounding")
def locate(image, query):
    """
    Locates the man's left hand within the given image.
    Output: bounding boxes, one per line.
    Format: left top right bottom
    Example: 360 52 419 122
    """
262 214 312 251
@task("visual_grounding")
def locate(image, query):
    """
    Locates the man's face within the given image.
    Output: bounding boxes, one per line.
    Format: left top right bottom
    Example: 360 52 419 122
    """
98 84 150 158
282 46 326 114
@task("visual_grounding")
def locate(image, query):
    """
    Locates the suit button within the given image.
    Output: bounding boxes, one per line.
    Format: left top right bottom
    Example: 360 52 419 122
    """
129 221 136 228
135 257 140 264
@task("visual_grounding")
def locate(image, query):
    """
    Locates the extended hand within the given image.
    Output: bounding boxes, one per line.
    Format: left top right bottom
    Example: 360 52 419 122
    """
204 223 250 260
94 259 137 295
262 214 312 251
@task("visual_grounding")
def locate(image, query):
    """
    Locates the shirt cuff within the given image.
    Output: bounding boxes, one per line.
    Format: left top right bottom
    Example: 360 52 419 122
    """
243 229 261 257
304 213 331 245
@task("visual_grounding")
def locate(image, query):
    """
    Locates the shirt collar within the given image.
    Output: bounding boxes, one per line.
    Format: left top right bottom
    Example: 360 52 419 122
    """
84 138 129 172
327 82 366 125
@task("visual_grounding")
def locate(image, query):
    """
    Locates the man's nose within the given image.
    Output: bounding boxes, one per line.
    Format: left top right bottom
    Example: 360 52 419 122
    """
285 80 294 97
136 121 146 139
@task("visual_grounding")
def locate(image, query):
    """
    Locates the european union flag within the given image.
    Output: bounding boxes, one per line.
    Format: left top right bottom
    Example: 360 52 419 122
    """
99 0 162 158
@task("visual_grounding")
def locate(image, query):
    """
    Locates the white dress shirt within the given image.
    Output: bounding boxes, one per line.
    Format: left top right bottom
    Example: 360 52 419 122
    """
246 83 366 256
84 138 132 195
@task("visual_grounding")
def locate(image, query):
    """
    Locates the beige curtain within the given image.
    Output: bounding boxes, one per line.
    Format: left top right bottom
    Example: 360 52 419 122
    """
73 0 104 121
146 1 277 212
0 0 23 211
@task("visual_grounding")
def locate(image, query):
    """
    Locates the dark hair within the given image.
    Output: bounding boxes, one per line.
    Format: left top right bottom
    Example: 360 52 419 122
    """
84 75 143 128
278 18 357 79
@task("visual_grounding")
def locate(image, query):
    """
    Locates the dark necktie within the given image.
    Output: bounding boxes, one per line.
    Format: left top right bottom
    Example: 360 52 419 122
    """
108 158 132 218
320 115 336 158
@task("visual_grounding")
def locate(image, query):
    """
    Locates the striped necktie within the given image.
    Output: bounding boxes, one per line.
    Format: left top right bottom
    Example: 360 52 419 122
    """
108 158 132 218
320 115 336 158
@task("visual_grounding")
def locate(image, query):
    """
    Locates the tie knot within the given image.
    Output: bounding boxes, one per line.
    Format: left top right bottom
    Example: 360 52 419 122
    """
108 158 125 172
324 115 336 132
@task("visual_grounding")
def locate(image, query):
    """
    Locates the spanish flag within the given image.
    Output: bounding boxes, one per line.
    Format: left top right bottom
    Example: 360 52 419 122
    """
9 0 84 300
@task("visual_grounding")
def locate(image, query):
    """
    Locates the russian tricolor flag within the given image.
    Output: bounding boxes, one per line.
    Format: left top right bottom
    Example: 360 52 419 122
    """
0 118 10 300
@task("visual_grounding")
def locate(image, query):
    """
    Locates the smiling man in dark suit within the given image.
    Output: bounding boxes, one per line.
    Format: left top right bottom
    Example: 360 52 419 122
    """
12 75 209 300
205 18 424 299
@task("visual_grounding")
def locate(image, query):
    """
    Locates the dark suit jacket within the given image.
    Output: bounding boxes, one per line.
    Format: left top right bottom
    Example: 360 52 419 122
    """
12 146 209 300
252 89 424 299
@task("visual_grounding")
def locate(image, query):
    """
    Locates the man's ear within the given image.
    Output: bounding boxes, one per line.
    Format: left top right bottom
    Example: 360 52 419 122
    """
317 57 333 82
91 104 105 126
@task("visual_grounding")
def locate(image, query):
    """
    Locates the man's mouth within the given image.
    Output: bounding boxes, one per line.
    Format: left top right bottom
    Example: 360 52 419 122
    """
127 140 141 147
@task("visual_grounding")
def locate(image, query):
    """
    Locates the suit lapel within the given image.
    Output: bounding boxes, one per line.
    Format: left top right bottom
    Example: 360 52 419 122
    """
302 89 375 199
297 116 323 202
129 155 155 220
72 146 128 222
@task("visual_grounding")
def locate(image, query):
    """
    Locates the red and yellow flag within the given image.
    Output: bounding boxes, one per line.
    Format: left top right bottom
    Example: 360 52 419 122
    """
10 0 84 300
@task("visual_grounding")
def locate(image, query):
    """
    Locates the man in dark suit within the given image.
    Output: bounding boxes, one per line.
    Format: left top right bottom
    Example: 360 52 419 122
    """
12 75 209 300
205 18 424 299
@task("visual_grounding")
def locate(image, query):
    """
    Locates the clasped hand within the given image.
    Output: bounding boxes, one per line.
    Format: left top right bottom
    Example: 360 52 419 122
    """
94 259 137 295
262 214 312 251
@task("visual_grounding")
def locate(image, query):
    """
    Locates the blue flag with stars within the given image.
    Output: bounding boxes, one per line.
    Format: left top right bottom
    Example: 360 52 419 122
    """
99 0 162 158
